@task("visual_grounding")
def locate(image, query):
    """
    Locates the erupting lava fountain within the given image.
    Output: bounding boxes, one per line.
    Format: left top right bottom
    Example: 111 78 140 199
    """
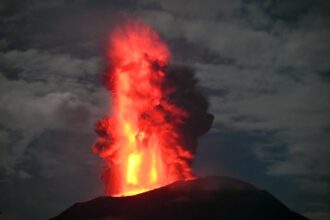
93 21 209 197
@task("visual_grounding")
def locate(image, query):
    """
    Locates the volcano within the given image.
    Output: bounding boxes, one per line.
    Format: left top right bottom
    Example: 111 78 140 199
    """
70 21 307 220
50 176 307 220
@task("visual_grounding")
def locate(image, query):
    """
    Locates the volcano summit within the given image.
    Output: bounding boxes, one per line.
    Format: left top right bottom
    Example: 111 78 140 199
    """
50 176 307 220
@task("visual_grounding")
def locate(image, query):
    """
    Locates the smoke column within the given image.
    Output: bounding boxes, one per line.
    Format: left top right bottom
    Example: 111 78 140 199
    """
93 20 213 196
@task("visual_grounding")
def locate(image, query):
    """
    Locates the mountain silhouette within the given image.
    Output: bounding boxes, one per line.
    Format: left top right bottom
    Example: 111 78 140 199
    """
50 176 308 220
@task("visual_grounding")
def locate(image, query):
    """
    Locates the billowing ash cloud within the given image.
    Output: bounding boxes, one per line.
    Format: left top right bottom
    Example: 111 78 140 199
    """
164 65 214 153
96 65 214 161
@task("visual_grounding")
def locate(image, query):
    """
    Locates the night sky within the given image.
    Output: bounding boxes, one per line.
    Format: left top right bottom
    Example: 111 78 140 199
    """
0 1 329 220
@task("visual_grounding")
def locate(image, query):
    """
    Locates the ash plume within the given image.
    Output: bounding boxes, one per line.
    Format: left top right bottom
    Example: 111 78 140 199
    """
163 64 214 154
92 21 214 195
96 64 214 159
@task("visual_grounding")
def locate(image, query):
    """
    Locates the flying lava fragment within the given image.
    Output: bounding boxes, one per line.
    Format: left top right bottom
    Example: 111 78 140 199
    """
92 20 213 197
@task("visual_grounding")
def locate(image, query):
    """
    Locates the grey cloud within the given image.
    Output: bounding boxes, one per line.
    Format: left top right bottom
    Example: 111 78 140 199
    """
304 212 330 220
298 178 329 194
0 48 108 180
195 63 330 193
0 130 102 220
0 0 139 57
140 9 281 67
140 0 241 20
0 39 9 49
0 0 329 218
0 49 101 82
140 0 330 72
137 0 330 194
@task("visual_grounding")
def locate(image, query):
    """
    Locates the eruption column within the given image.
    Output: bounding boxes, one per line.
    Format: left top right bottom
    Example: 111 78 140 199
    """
93 21 195 196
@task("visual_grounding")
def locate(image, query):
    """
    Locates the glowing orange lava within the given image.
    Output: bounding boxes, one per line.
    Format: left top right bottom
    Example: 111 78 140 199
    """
93 21 194 196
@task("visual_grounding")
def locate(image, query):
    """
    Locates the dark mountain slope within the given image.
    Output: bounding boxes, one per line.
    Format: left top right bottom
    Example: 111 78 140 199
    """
50 176 308 220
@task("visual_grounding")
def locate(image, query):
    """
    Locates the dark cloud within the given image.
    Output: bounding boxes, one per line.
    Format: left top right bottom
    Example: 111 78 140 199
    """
0 47 108 186
165 65 214 148
304 212 330 220
138 0 330 216
168 38 236 65
0 130 102 220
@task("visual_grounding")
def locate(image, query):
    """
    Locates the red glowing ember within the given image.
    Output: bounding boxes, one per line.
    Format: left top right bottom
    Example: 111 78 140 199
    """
93 21 195 196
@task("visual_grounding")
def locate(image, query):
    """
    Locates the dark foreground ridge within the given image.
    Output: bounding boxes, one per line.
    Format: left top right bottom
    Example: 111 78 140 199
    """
50 176 308 220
